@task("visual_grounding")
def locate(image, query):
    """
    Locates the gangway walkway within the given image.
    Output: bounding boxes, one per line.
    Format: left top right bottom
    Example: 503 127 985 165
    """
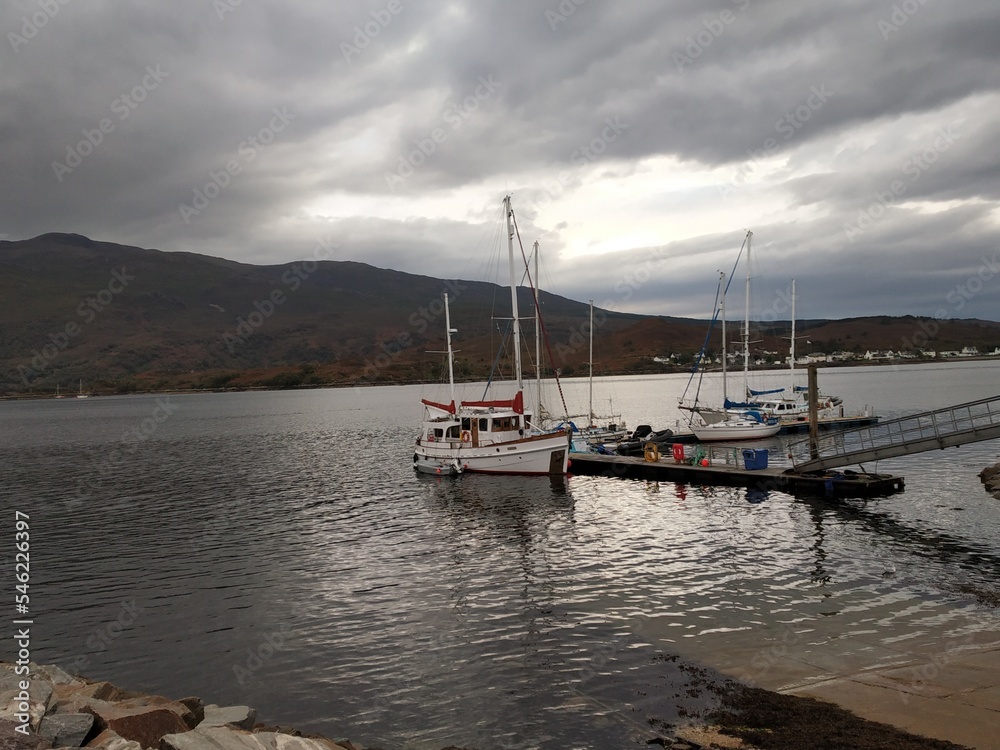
791 394 1000 472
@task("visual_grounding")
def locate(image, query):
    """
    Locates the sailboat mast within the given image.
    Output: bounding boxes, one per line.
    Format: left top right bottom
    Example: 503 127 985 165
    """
588 299 595 426
504 195 523 391
534 240 542 415
444 292 456 408
743 230 752 396
720 270 727 402
789 278 796 392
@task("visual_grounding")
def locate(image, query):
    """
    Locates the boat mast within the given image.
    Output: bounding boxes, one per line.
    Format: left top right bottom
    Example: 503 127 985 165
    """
534 240 542 415
444 292 456 409
720 270 727 403
789 278 796 393
743 230 752 398
588 299 595 426
504 195 523 391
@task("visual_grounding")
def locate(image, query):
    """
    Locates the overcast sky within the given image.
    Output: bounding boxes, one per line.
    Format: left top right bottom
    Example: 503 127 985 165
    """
3 0 999 320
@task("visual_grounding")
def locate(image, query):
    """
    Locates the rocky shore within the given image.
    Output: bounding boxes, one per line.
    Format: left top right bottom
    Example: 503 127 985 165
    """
0 662 974 750
980 461 1000 498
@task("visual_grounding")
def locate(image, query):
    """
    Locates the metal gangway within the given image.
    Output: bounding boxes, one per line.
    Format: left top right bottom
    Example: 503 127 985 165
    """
791 394 1000 472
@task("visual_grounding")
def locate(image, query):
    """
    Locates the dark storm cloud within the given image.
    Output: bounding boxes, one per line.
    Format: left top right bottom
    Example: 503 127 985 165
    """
1 0 998 320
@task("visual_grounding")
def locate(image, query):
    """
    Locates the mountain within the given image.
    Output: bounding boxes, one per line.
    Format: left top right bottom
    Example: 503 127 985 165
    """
1 233 998 395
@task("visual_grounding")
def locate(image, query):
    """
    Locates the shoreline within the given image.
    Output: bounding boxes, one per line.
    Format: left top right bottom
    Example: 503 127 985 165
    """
1 660 985 750
3 355 998 401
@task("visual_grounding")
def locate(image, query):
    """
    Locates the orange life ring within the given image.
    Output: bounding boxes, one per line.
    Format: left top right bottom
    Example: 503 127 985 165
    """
644 443 660 462
461 430 472 443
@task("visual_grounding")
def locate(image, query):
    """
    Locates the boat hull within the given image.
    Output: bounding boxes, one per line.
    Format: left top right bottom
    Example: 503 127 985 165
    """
413 457 465 476
414 431 571 475
689 420 781 442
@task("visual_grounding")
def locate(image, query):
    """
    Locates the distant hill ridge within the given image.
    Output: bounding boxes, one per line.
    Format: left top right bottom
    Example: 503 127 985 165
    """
1 233 998 394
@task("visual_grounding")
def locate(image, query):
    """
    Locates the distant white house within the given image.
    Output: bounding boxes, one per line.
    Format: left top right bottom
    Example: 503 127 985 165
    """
864 350 895 360
960 346 980 356
828 351 856 361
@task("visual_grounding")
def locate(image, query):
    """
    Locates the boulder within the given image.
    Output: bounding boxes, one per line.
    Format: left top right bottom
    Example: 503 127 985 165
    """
160 727 262 750
254 733 352 750
81 703 188 750
0 677 54 731
0 719 51 750
160 728 350 750
72 685 130 704
199 706 255 731
979 463 1000 483
38 713 94 748
32 666 82 688
85 729 143 750
109 699 199 732
45 696 116 720
173 700 202 730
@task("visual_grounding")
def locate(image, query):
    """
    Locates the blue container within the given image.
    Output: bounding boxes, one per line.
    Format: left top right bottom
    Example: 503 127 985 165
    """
742 448 768 470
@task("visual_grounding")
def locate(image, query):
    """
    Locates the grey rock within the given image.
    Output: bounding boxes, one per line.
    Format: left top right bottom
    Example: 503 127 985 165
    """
31 668 80 688
0 677 54 730
0 719 52 750
160 727 262 750
198 706 255 731
86 729 143 750
38 714 93 748
161 728 349 750
253 733 348 750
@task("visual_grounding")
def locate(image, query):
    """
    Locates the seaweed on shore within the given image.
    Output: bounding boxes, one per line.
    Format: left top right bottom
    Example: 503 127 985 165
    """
706 684 972 750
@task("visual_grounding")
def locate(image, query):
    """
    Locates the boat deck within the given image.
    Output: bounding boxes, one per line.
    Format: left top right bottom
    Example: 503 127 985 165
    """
567 453 904 498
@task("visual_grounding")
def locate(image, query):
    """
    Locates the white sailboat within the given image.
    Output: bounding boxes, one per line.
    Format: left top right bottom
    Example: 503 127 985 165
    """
688 231 780 442
565 300 627 451
76 379 89 399
412 196 571 475
741 279 844 423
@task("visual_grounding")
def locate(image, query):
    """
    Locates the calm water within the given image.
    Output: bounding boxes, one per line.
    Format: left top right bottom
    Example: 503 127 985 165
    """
3 360 1000 749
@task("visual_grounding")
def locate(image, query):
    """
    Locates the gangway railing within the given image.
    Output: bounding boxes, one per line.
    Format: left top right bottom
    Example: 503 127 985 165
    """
791 394 1000 472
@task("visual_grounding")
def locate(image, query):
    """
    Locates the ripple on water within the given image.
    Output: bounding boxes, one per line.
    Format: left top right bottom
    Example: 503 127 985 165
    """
3 387 1000 749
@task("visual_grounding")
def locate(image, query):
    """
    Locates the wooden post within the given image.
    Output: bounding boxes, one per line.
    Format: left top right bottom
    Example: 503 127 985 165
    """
808 363 819 459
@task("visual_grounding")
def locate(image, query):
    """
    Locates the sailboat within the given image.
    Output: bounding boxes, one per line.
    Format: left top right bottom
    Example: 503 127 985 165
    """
687 231 780 442
738 279 844 424
561 300 627 451
412 196 571 475
76 379 89 399
54 384 66 399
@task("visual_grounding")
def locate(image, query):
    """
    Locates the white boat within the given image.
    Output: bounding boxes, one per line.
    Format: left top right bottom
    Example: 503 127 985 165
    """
76 379 89 399
734 279 844 424
413 197 571 476
684 231 780 442
689 410 780 441
557 300 628 452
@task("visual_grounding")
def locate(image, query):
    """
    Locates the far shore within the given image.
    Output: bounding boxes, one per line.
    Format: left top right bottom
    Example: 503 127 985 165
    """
3 354 998 401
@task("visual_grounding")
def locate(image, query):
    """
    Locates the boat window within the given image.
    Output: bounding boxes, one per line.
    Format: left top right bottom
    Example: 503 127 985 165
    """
461 418 472 430
433 428 444 439
524 415 531 429
446 426 460 439
512 416 520 429
479 418 488 431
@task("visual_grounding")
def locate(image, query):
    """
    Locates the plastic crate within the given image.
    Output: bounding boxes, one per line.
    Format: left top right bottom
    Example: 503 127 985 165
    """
742 448 768 470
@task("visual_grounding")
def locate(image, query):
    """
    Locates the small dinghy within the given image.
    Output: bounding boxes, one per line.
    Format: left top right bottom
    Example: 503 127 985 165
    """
413 454 466 477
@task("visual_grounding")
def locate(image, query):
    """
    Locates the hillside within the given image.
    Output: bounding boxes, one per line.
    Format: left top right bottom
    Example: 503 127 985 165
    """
1 233 998 395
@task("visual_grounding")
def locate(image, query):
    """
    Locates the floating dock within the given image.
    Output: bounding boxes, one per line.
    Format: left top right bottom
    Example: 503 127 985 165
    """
775 414 880 434
567 453 904 499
